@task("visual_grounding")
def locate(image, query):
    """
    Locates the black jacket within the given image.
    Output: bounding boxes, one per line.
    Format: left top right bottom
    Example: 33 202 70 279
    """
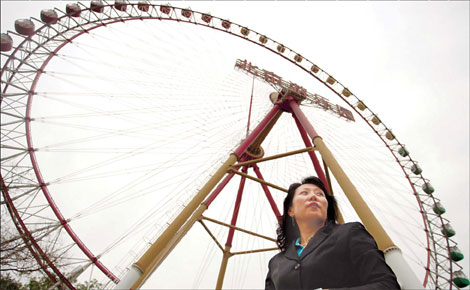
265 221 400 290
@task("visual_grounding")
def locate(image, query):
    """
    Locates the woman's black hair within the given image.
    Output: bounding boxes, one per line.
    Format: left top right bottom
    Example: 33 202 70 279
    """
276 176 338 251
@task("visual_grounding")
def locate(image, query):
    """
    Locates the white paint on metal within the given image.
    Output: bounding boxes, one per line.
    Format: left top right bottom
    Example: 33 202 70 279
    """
385 247 424 290
114 264 143 290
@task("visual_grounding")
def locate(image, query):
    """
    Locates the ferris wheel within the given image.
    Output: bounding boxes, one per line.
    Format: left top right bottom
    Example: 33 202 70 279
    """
1 1 468 289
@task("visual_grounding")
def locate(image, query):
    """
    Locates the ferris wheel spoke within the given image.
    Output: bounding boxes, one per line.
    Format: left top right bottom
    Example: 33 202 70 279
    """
13 191 44 218
1 164 33 185
34 90 247 133
1 120 25 138
18 211 58 224
68 162 213 221
42 125 232 186
2 3 464 289
68 157 228 239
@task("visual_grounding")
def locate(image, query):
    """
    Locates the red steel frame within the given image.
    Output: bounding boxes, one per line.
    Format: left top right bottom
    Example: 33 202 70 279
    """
144 87 438 288
1 3 454 288
252 164 281 219
226 166 249 247
292 114 330 193
1 179 66 288
194 96 335 290
22 37 120 285
0 12 127 288
1 5 292 286
128 104 283 290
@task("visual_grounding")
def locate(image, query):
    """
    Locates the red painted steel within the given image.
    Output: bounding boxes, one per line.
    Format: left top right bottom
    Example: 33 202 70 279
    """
226 166 248 247
22 28 119 283
0 3 438 286
292 114 330 193
380 140 435 287
234 104 281 158
0 178 68 289
289 97 433 286
25 106 119 283
288 98 319 140
276 56 433 285
203 155 248 207
203 172 236 207
365 121 433 287
3 17 280 281
1 13 127 285
246 76 255 137
252 164 281 219
193 21 433 284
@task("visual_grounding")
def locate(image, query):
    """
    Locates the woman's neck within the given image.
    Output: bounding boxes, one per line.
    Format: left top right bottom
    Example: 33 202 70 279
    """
298 219 326 246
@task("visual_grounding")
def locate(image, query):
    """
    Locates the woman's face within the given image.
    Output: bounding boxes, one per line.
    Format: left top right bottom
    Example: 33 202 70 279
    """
288 183 328 225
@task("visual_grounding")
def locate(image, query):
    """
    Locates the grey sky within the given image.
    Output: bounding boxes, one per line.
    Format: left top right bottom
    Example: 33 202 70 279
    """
1 1 468 288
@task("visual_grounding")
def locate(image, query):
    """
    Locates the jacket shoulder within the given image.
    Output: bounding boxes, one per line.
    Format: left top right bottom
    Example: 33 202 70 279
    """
329 221 364 232
268 249 284 263
341 221 363 228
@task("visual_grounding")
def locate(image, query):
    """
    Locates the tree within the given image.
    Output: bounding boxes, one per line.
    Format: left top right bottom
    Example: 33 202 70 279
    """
25 276 54 290
1 207 48 275
0 273 23 290
75 279 103 290
0 274 104 290
1 189 103 289
0 207 84 289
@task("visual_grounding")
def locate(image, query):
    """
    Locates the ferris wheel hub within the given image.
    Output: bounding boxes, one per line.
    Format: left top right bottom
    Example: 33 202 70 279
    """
246 146 264 159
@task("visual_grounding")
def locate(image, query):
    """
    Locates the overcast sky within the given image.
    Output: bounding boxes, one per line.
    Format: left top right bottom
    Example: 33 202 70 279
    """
1 0 468 288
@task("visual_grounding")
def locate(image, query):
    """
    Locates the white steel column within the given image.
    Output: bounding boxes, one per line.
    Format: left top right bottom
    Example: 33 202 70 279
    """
384 247 424 290
114 265 143 289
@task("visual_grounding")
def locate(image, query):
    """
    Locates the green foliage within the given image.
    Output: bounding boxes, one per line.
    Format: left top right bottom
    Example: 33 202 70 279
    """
75 279 102 290
0 274 23 290
26 276 54 290
0 274 104 290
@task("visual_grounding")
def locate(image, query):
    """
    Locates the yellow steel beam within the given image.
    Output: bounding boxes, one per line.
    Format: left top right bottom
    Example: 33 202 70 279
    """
323 159 344 224
198 220 224 252
134 205 207 288
231 247 279 256
313 137 394 251
201 216 276 242
233 146 315 167
130 154 238 289
216 245 232 290
230 170 288 193
289 99 394 251
247 111 283 152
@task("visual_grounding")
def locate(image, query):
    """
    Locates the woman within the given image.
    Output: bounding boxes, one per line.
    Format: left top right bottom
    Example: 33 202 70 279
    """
265 176 400 290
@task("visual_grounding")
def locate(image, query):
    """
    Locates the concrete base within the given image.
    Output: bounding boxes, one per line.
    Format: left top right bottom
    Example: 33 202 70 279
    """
384 247 424 290
114 264 143 290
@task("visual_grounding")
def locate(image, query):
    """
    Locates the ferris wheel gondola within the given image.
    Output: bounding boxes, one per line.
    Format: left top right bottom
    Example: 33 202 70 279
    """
1 1 468 289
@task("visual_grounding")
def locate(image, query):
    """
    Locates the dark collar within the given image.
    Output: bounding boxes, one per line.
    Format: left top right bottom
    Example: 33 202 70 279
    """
284 220 336 261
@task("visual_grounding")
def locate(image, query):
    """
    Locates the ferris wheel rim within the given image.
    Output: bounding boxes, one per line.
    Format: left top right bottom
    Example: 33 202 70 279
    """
0 1 459 289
